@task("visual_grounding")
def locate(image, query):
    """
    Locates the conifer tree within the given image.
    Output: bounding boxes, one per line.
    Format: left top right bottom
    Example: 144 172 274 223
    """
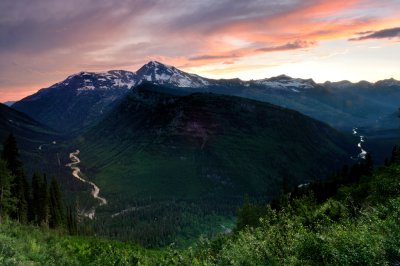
1 134 21 175
66 205 78 235
0 159 15 223
49 176 64 228
41 174 49 225
390 145 400 164
1 134 29 223
13 173 29 223
363 153 374 176
31 172 49 225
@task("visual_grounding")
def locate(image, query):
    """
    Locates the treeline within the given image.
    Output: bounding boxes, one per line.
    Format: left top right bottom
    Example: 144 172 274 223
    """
158 145 400 265
86 197 237 247
237 146 400 230
0 134 77 232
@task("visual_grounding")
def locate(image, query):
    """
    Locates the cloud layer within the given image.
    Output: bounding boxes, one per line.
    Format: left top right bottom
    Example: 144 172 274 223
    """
350 27 400 41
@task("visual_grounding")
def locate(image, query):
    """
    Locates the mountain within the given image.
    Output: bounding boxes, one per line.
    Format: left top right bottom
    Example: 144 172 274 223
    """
71 83 354 243
12 61 400 134
0 103 61 174
12 70 136 133
0 103 56 149
11 61 215 133
79 83 353 198
135 60 211 88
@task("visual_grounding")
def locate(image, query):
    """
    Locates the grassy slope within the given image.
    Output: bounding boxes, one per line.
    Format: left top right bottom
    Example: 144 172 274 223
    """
0 222 161 265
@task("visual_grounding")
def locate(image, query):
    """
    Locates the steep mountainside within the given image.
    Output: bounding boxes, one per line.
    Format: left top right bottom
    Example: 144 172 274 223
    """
68 83 356 244
0 103 56 149
12 71 135 133
0 103 61 174
77 83 353 202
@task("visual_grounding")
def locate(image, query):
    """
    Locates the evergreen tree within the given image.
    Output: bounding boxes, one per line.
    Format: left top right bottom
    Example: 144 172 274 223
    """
1 134 21 175
41 174 49 225
1 134 29 223
31 173 41 224
66 205 78 235
0 159 15 223
49 176 64 228
12 173 29 223
363 153 374 176
236 195 259 230
390 145 400 164
31 173 49 225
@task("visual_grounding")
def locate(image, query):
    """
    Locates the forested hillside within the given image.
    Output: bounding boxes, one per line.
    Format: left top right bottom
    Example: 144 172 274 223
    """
2 143 400 265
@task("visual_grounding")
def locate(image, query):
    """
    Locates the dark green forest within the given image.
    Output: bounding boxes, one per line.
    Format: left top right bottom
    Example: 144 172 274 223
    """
0 134 76 233
1 133 400 265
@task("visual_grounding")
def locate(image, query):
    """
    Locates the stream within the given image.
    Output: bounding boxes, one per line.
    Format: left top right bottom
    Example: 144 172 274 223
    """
65 150 107 219
352 127 367 160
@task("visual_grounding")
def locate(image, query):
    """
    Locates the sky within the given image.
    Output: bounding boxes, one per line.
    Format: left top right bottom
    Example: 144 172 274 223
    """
0 0 400 102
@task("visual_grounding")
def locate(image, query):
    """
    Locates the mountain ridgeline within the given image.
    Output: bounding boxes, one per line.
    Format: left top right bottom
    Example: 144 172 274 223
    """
12 61 400 133
78 83 353 202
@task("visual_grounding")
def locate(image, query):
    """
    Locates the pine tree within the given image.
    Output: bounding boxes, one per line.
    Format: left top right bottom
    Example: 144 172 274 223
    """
363 153 374 176
236 195 258 230
31 172 41 224
1 134 21 175
31 173 49 225
66 205 78 235
390 145 400 164
1 134 29 223
49 176 64 228
0 159 15 223
12 173 29 223
41 174 49 225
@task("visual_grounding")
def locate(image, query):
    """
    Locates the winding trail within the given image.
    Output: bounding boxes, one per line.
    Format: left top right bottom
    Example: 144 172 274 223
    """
352 128 367 160
66 150 107 219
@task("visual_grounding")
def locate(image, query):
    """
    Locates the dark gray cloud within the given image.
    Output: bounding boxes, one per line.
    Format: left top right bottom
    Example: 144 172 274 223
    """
350 27 400 41
189 54 240 61
0 0 158 54
256 40 315 52
162 0 309 34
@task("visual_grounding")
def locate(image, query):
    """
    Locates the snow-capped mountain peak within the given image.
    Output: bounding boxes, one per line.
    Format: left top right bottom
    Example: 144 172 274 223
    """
47 70 137 94
253 75 316 92
135 61 210 88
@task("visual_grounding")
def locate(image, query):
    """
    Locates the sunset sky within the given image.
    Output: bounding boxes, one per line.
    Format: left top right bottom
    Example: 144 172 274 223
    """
1 0 400 102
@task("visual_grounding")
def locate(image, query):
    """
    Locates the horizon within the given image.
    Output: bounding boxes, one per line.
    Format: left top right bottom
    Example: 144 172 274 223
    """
1 0 400 101
2 60 400 103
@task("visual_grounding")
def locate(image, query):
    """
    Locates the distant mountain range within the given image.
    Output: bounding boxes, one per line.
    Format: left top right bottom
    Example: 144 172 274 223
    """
12 61 400 133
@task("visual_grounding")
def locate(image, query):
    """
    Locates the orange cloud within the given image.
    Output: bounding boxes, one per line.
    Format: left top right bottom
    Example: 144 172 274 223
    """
169 0 400 68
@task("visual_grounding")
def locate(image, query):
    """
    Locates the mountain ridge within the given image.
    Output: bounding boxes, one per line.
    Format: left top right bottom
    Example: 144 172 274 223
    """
11 61 400 133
